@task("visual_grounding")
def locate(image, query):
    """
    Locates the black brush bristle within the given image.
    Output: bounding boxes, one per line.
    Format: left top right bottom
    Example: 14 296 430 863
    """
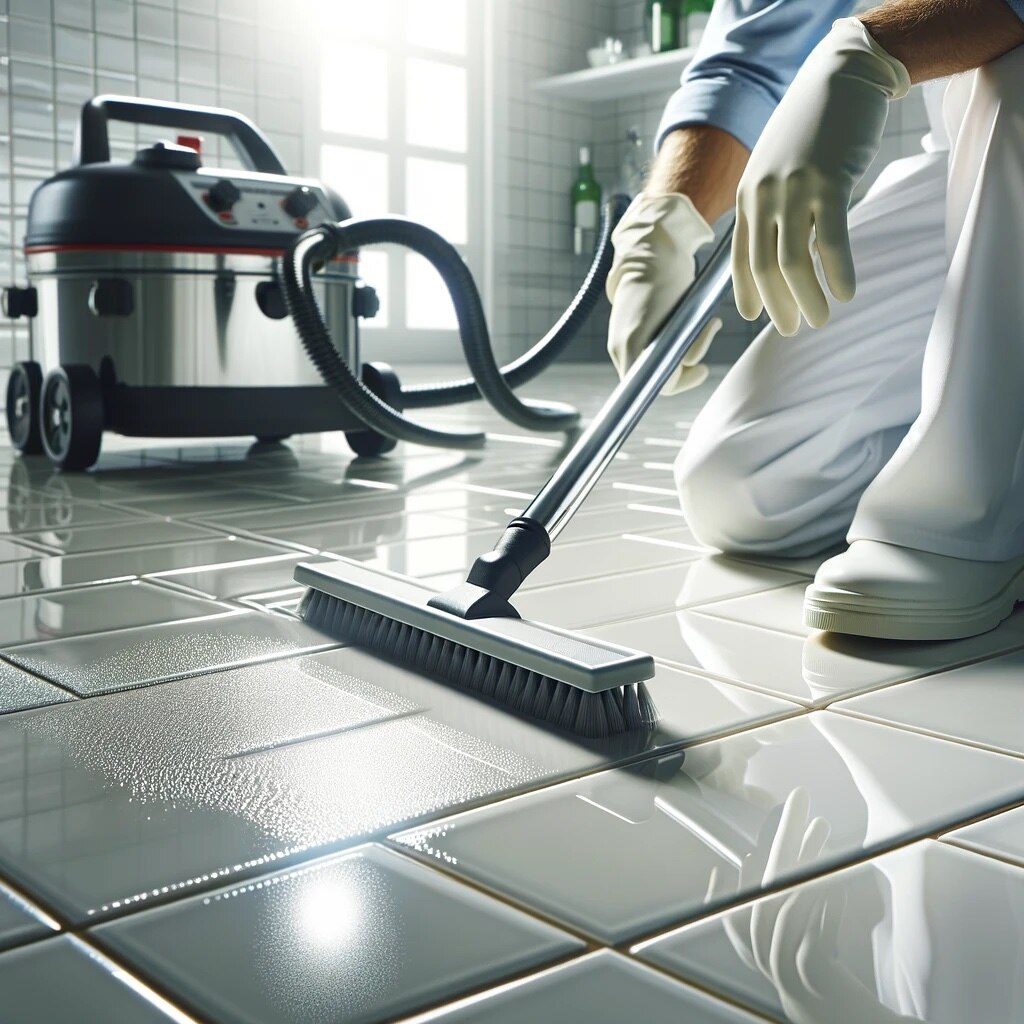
301 588 658 739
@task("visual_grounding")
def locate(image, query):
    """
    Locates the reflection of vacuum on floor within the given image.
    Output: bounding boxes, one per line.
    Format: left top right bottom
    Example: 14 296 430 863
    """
315 455 498 559
4 95 623 470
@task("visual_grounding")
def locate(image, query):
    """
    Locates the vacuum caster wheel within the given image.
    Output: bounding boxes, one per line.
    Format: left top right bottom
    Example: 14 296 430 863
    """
345 362 402 458
39 365 104 471
6 361 44 454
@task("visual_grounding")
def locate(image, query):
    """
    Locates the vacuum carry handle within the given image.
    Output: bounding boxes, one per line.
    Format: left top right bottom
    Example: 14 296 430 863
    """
524 223 735 540
74 94 288 175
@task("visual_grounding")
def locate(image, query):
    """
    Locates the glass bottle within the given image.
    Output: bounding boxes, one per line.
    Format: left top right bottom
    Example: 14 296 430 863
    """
645 0 682 53
572 145 602 256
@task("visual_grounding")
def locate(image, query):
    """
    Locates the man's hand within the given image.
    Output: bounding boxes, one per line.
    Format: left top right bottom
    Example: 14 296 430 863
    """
732 19 910 337
606 193 721 394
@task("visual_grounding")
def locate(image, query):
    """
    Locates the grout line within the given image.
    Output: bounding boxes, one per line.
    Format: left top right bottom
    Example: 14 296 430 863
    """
617 952 780 1023
939 835 1024 872
72 931 216 1024
829 704 1024 762
1 599 242 652
0 652 82 702
384 840 603 948
391 951 614 1023
550 578 805 632
621 793 1024 952
223 707 425 761
389 947 597 1023
816 639 1024 710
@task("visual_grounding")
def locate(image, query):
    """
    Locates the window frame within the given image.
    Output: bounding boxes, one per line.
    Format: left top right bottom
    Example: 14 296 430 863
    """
303 0 489 365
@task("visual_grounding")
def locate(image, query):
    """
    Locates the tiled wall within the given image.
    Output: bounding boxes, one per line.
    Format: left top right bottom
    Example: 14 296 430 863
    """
0 0 309 377
487 0 615 366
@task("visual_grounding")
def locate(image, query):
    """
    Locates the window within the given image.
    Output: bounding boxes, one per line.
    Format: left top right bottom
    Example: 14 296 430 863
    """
312 0 484 354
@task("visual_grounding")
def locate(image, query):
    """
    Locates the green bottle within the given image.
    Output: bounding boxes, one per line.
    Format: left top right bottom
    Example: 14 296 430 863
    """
645 0 682 53
572 145 602 256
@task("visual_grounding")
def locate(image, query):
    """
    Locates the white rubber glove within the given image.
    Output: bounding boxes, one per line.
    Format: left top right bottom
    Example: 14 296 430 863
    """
607 193 722 395
732 18 911 336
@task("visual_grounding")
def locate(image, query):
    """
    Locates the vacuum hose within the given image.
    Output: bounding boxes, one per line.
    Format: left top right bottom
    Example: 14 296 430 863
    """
282 196 629 450
403 193 630 409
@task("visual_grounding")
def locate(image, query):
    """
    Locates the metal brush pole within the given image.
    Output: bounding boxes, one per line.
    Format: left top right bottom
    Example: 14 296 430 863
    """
524 224 734 541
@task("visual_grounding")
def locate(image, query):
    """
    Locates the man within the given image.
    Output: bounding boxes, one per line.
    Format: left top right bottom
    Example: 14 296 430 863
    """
607 0 1024 641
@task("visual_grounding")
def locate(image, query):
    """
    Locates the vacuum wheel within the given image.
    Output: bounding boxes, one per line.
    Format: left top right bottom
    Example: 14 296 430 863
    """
345 361 402 458
39 365 104 471
6 361 43 454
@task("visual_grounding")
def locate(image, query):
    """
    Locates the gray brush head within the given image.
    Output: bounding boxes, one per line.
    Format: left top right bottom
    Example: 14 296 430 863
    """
296 558 658 738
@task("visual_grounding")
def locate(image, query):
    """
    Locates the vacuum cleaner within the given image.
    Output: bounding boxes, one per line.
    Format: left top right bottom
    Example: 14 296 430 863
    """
4 95 623 470
297 225 735 738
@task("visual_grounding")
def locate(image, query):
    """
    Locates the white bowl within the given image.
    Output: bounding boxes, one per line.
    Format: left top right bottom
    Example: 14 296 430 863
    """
587 47 613 68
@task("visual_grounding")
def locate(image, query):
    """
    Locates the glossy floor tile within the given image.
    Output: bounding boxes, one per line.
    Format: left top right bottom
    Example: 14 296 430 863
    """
2 496 149 534
240 587 306 617
0 878 56 951
696 583 814 637
4 609 338 695
96 844 581 1024
541 504 702 547
0 935 194 1022
403 950 763 1023
201 491 470 537
835 647 1024 757
587 604 1024 706
641 663 800 749
0 536 293 597
0 580 226 650
636 840 1024 1024
944 804 1024 867
0 535 58 561
392 713 1024 942
422 532 702 593
267 510 503 557
513 555 802 630
106 489 299 519
0 658 72 713
151 552 335 602
14 518 224 555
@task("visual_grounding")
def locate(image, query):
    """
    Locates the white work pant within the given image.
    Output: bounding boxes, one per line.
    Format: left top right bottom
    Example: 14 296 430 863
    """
677 46 1024 561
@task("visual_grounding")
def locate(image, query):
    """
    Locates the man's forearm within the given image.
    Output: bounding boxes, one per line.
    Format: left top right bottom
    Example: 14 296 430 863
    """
645 125 750 224
861 0 1024 84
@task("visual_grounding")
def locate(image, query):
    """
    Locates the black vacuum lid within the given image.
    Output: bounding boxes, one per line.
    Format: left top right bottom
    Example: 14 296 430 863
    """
25 95 351 252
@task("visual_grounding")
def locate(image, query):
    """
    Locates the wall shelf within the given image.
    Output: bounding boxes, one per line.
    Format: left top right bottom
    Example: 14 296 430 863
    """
533 47 695 103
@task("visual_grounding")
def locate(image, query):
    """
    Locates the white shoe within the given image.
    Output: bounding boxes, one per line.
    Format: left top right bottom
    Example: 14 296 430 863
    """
803 540 1024 640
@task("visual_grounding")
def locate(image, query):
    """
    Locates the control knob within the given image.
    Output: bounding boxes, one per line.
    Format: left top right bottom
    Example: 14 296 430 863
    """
282 186 318 219
205 178 242 214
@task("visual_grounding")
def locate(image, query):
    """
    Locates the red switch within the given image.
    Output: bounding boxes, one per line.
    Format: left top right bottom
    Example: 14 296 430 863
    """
177 134 203 157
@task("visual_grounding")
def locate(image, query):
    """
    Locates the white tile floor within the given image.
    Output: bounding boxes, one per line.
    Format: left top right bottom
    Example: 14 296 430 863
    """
1 364 1023 1023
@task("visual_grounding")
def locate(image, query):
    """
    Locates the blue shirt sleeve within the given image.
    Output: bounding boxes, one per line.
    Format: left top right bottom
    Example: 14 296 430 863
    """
657 0 859 152
1005 0 1024 21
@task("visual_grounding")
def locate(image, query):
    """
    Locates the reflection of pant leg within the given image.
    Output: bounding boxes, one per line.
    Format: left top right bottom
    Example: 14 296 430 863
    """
850 49 1024 560
675 151 948 557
